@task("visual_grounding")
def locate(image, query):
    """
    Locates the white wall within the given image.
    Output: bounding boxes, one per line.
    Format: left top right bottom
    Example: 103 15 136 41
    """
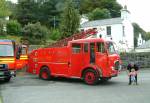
123 20 134 49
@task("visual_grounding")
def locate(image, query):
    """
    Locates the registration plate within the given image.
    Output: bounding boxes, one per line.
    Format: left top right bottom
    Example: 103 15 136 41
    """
0 72 4 75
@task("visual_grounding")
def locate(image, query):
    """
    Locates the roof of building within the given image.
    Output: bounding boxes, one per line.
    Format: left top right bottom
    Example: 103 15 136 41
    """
81 17 123 28
137 40 150 49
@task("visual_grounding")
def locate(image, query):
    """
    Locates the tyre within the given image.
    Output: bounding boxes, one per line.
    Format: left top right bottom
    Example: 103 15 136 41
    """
39 67 51 80
83 69 99 85
4 77 11 82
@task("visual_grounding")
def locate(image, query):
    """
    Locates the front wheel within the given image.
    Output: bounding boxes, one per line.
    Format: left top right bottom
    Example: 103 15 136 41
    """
83 69 99 85
39 67 51 80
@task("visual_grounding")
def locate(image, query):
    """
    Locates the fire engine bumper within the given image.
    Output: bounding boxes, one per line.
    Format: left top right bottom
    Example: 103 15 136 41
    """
0 64 16 80
111 69 118 77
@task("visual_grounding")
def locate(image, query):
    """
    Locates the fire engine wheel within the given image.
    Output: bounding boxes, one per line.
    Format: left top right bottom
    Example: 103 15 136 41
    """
39 67 51 80
83 69 99 85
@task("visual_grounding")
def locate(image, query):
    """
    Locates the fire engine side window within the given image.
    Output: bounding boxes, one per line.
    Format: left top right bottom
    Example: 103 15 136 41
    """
97 42 105 53
21 47 26 55
72 43 81 53
84 43 88 53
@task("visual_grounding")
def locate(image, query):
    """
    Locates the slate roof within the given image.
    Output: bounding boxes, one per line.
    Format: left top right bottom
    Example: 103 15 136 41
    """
81 17 123 28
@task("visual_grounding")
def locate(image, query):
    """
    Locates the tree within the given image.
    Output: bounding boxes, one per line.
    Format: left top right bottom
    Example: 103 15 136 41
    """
100 0 122 18
79 0 122 19
132 23 147 47
0 0 11 35
6 20 22 35
16 0 65 27
88 8 111 20
145 32 150 41
0 0 11 17
21 22 50 44
16 0 39 26
60 0 80 38
6 1 18 19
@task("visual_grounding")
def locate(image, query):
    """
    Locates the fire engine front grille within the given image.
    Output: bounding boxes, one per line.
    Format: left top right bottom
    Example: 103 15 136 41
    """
114 61 120 70
0 64 8 72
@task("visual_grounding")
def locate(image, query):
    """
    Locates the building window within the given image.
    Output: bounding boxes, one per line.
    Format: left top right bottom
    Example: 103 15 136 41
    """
107 26 111 36
122 26 125 36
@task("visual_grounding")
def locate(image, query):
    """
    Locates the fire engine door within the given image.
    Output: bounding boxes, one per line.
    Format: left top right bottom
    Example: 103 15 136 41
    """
95 42 108 70
69 43 83 77
90 43 95 63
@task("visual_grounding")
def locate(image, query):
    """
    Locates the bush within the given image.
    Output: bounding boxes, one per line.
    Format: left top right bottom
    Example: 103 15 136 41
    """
49 29 61 40
22 22 50 45
6 20 22 35
0 19 6 35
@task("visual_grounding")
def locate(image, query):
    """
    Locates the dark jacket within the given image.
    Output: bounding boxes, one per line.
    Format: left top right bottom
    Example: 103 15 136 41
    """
127 63 139 72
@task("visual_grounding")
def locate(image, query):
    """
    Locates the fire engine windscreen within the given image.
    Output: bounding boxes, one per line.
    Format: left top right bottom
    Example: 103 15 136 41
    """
107 42 116 54
0 44 14 56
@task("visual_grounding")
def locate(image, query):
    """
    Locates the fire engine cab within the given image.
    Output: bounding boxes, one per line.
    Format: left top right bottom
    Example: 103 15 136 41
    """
27 30 121 85
0 40 28 82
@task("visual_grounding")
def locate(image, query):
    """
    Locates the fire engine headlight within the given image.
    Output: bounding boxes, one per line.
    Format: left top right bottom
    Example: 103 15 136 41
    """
111 66 115 70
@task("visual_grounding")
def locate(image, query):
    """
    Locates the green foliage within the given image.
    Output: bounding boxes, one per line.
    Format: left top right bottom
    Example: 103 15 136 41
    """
0 0 11 17
21 22 50 45
17 0 40 25
0 19 6 35
6 20 22 35
60 0 80 38
132 23 147 47
6 1 18 19
16 0 64 27
79 0 122 18
0 35 21 43
145 32 150 40
88 8 111 20
49 29 61 40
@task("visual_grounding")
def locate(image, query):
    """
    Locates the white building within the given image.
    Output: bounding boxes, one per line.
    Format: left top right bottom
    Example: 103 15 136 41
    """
135 40 150 52
80 6 134 52
137 33 145 47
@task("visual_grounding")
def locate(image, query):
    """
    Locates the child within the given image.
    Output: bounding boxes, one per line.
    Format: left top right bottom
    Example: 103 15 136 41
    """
128 68 137 85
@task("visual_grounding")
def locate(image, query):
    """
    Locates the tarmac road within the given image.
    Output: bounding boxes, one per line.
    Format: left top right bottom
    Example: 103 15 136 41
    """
0 69 150 103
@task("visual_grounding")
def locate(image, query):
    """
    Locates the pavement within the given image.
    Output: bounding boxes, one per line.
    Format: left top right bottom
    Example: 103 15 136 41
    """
0 69 150 103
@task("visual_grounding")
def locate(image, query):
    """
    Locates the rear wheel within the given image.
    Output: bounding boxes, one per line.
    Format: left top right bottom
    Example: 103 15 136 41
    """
83 69 99 85
39 67 51 80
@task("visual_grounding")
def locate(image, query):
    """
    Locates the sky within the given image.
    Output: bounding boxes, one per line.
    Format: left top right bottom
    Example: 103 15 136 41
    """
117 0 150 32
10 0 150 32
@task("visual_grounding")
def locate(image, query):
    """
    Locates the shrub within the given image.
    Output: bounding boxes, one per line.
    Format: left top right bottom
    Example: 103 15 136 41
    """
49 29 61 40
6 20 22 35
22 22 50 45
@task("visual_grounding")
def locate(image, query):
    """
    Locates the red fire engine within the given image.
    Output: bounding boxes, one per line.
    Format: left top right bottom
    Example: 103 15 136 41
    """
0 40 28 82
27 30 121 85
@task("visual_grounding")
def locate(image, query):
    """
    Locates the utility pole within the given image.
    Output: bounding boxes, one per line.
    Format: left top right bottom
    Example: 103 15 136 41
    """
53 16 56 29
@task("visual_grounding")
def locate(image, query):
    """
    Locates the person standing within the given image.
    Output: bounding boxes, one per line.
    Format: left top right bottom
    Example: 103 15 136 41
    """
127 62 139 85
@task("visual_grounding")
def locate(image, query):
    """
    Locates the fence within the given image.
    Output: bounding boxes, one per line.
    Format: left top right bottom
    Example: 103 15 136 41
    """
120 52 150 68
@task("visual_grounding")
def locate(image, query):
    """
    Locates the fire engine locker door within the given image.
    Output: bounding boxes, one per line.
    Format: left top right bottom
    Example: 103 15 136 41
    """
69 43 83 77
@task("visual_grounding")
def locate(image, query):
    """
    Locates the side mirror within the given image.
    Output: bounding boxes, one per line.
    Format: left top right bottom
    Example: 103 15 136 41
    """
16 46 22 59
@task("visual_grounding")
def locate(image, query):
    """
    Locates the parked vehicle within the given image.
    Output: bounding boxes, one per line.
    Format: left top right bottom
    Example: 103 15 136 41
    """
0 40 28 82
27 30 121 85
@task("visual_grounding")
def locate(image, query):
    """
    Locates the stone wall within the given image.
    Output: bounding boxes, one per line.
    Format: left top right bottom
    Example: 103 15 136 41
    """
120 52 150 68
